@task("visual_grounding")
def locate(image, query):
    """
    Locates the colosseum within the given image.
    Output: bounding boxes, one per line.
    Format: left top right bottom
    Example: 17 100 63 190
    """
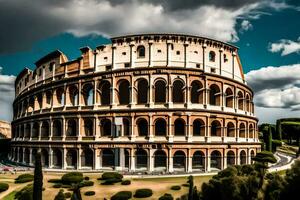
10 33 260 173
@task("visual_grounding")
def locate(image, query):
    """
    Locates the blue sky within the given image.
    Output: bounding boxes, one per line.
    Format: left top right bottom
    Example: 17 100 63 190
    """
0 0 300 123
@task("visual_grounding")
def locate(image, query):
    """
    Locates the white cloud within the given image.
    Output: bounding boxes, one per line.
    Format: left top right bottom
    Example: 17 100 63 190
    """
240 20 253 32
0 71 15 122
268 37 300 56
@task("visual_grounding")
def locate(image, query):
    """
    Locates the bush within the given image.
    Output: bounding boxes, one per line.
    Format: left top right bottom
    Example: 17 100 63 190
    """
84 191 95 196
101 172 123 180
15 174 34 183
61 185 71 188
53 183 62 188
79 180 94 187
134 188 153 198
0 182 9 193
64 192 71 198
111 191 132 200
121 180 131 185
101 178 122 185
182 183 189 187
61 172 83 185
171 185 181 190
159 193 174 200
54 189 65 200
48 179 62 183
15 184 33 200
84 176 90 181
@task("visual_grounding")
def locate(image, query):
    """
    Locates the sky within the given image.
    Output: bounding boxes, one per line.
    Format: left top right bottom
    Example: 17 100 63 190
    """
0 0 300 123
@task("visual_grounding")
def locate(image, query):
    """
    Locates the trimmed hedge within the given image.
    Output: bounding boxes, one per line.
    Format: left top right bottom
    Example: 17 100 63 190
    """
101 172 123 180
84 176 90 181
134 188 153 198
171 185 181 190
182 183 189 187
48 179 62 183
64 192 71 198
54 189 65 200
101 178 122 185
159 193 174 200
84 191 95 196
111 191 132 200
79 180 94 187
15 174 34 183
61 172 83 185
121 180 131 185
53 183 62 188
15 184 33 200
0 182 9 193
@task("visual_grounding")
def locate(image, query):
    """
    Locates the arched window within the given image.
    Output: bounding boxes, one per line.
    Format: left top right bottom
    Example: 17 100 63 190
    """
173 151 186 170
193 119 205 136
154 80 166 103
137 45 145 58
239 123 246 138
52 148 62 168
66 149 77 168
209 84 220 106
136 149 148 169
81 148 93 168
101 119 112 136
137 79 148 104
46 91 52 107
193 151 205 170
174 118 185 136
41 121 49 138
237 91 244 110
25 124 30 138
155 118 167 136
154 150 167 169
211 150 222 169
99 81 111 105
41 149 49 167
225 88 234 108
137 118 148 136
226 122 235 137
246 94 250 112
172 80 184 103
118 80 130 105
209 51 216 62
37 94 43 110
53 120 62 137
249 124 254 138
82 83 94 106
227 151 235 166
69 86 78 106
102 149 114 167
32 122 39 138
191 81 203 104
211 120 221 136
84 118 93 136
123 118 130 136
56 88 65 106
240 150 247 165
66 119 77 136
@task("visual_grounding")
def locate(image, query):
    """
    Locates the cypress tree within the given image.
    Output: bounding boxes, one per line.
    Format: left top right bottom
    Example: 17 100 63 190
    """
188 175 194 200
268 125 273 152
276 120 282 141
33 152 43 200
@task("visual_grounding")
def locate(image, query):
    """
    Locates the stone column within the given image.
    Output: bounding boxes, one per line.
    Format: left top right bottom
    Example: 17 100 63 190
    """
207 149 211 172
130 116 136 141
94 149 100 170
168 148 173 173
148 149 154 172
223 149 227 169
29 148 33 166
49 148 53 168
63 148 67 170
130 148 136 172
77 148 82 170
111 76 117 108
149 41 153 67
149 114 154 142
187 149 193 172
130 42 135 67
167 114 173 142
148 76 154 107
187 115 192 142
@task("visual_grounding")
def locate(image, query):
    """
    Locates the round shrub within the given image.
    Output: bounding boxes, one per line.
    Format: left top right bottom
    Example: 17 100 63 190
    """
61 172 83 185
121 180 131 185
101 172 123 180
54 189 65 200
53 183 62 188
159 193 174 200
0 182 9 193
61 184 71 188
64 192 71 198
79 180 94 187
48 179 62 183
101 178 122 185
134 188 153 198
84 191 95 196
84 176 90 181
171 185 181 190
15 184 33 200
15 174 34 183
111 191 132 200
182 183 189 187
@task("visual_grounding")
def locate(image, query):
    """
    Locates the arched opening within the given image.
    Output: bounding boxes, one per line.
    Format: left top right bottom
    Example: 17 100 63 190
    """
99 81 111 105
154 150 167 170
24 148 30 164
81 149 93 168
239 123 246 138
227 122 235 137
172 80 185 103
225 88 234 108
240 150 247 165
227 151 235 166
137 45 145 58
238 91 244 110
191 81 203 104
118 80 130 105
66 149 77 169
41 149 49 167
137 79 148 104
52 149 62 168
41 121 50 137
123 118 130 136
193 119 205 136
173 151 186 171
56 87 65 106
155 118 167 136
209 84 221 106
32 122 39 138
250 150 255 164
102 149 114 168
249 124 254 138
52 120 62 137
32 149 37 164
25 124 30 138
154 80 167 103
46 91 52 107
101 119 112 136
136 149 148 170
84 118 93 136
82 83 94 106
125 150 130 169
246 94 250 112
137 118 148 136
174 118 185 136
209 51 216 62
211 150 222 170
192 151 205 170
66 119 77 136
211 120 221 136
36 94 43 110
69 86 78 106
18 148 23 163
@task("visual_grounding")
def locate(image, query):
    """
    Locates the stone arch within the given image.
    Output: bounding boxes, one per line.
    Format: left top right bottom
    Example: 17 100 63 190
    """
249 124 254 138
18 148 23 163
32 149 38 164
32 122 39 138
68 85 79 106
66 119 77 136
135 149 148 169
154 150 167 170
52 120 62 137
136 118 148 136
102 149 114 167
45 90 52 107
237 91 244 110
24 148 30 164
137 45 145 58
56 87 65 106
191 80 204 104
98 80 111 105
172 79 185 103
123 118 130 136
225 88 234 108
227 150 235 166
66 149 77 169
25 124 30 138
211 120 221 137
101 119 112 136
193 119 205 136
41 121 50 137
211 150 222 170
36 93 43 110
209 84 221 106
137 78 148 104
41 149 49 167
227 122 235 137
81 148 93 168
246 94 250 112
239 123 246 138
118 79 130 105
250 150 255 164
84 118 94 136
174 118 186 136
154 79 167 103
52 148 62 168
155 118 167 136
82 83 94 106
192 151 205 170
240 150 247 165
173 150 186 171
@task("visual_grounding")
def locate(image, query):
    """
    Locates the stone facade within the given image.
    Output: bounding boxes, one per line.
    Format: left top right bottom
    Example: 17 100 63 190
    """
10 34 260 172
0 120 11 139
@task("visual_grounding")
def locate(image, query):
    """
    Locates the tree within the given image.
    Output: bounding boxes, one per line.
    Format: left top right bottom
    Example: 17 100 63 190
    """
33 152 43 200
280 160 300 200
71 183 82 200
276 120 282 141
54 189 66 200
188 176 194 200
